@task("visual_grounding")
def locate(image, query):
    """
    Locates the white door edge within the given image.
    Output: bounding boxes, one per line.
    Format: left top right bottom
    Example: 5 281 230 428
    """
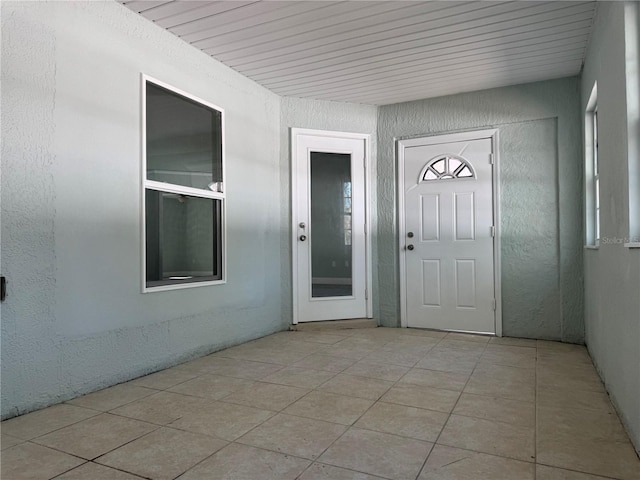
291 128 373 325
397 128 502 337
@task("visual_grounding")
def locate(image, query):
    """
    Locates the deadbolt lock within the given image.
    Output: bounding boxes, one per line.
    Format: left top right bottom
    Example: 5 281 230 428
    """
407 232 414 238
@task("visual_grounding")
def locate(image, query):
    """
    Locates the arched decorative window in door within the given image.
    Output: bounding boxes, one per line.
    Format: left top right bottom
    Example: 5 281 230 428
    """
420 155 475 182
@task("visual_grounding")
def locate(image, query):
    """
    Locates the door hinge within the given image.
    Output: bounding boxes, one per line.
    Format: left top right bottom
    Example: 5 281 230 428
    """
489 153 495 165
365 288 368 300
490 226 495 237
491 299 497 311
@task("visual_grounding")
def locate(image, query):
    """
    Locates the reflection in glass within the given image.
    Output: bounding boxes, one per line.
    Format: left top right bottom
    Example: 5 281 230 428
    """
310 152 353 297
146 83 223 191
145 190 221 287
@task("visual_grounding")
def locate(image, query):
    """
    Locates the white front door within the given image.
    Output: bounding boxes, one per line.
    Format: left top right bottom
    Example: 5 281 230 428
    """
292 129 370 323
399 131 497 333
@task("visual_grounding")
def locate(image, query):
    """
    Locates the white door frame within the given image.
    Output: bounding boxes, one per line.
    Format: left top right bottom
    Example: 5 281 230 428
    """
291 128 373 325
397 129 502 336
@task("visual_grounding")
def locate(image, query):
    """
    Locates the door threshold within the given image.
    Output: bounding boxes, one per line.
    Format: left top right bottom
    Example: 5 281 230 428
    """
291 318 377 332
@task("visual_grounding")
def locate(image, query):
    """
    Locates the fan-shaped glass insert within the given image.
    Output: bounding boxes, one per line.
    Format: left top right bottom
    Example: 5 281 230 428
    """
420 155 475 182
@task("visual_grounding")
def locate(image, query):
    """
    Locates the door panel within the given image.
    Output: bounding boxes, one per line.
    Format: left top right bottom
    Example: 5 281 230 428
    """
402 135 495 333
293 131 368 322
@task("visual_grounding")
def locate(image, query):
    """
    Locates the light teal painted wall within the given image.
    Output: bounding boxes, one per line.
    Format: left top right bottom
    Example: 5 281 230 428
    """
581 2 640 452
280 97 379 322
1 0 283 418
377 78 584 342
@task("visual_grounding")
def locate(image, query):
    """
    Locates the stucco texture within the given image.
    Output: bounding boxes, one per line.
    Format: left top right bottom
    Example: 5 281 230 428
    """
581 2 640 453
1 0 283 418
377 78 584 343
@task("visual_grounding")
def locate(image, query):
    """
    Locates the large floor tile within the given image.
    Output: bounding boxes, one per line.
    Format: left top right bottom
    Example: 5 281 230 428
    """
399 368 469 391
324 343 380 360
318 374 394 400
218 346 313 365
536 465 617 479
419 445 535 480
127 367 198 390
237 413 346 460
319 427 432 480
33 413 157 460
293 353 357 372
537 365 605 392
56 462 145 479
66 384 155 412
168 401 273 441
261 366 336 389
1 404 99 440
537 385 614 413
403 328 448 339
445 332 491 343
380 384 460 413
178 443 310 480
464 374 535 402
287 332 350 344
354 401 448 442
96 427 227 480
437 414 535 462
537 405 640 479
360 348 424 367
283 391 374 425
415 355 477 375
1 433 24 450
221 381 309 410
299 463 387 480
536 433 640 480
166 373 253 399
453 393 535 427
1 443 85 480
343 360 410 382
479 347 536 369
190 356 284 379
437 339 487 354
110 391 215 425
489 336 537 347
472 362 536 384
537 405 630 443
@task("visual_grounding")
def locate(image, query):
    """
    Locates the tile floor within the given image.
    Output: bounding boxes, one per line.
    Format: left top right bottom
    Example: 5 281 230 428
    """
2 328 639 480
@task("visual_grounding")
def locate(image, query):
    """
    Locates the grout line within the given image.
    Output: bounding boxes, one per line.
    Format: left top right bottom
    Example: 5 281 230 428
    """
413 336 490 480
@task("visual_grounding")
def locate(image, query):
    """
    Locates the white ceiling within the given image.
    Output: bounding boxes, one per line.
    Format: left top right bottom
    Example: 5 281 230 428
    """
122 1 597 105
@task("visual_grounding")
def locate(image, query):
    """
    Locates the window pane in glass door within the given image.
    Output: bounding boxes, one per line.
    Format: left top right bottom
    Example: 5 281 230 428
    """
310 152 353 298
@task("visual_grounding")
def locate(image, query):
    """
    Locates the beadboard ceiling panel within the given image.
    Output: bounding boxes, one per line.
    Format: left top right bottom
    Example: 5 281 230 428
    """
122 0 596 105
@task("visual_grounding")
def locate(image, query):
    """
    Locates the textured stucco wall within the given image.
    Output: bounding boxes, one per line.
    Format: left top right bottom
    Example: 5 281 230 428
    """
581 2 640 452
1 0 283 418
377 78 583 342
280 97 378 323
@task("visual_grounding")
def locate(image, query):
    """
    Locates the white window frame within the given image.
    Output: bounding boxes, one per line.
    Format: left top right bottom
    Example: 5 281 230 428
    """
141 74 227 292
585 83 600 248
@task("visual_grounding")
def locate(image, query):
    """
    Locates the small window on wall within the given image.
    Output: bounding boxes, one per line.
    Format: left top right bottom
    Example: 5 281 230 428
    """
585 83 599 247
143 76 225 291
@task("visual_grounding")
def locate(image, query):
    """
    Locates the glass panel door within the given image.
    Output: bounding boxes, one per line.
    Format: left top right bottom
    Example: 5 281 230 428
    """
310 152 353 297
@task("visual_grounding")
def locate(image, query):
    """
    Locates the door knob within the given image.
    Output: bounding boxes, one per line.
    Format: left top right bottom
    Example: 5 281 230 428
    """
407 244 414 251
299 235 307 241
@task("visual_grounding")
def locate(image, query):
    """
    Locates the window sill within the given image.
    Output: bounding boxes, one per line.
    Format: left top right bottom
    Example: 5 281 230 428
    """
624 242 640 249
142 279 226 293
584 245 600 250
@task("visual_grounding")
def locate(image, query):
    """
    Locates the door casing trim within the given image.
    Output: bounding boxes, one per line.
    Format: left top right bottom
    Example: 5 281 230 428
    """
397 129 502 336
291 128 373 325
